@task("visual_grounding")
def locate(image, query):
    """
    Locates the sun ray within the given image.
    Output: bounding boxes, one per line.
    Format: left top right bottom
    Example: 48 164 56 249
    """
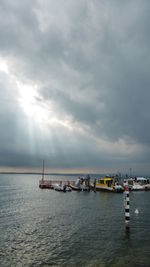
0 58 9 74
17 81 50 123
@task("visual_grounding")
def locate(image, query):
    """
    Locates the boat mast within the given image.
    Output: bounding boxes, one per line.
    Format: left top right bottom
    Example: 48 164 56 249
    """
129 168 132 178
42 160 44 183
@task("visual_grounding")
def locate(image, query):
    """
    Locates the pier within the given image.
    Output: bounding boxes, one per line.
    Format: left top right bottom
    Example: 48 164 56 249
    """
39 179 76 189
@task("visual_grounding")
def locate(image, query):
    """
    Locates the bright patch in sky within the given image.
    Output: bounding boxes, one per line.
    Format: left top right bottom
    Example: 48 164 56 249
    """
17 82 49 123
17 81 73 131
0 58 9 74
0 57 50 124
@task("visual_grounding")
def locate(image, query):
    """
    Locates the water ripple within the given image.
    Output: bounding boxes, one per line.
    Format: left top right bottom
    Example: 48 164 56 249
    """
0 174 150 267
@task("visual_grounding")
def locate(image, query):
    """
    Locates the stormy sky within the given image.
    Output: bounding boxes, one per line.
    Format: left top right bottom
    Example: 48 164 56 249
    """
0 0 150 174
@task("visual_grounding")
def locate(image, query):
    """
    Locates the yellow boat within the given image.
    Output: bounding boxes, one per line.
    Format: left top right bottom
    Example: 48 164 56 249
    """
94 176 124 193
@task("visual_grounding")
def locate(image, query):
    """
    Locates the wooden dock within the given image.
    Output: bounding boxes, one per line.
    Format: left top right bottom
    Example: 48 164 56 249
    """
39 160 92 190
39 179 76 189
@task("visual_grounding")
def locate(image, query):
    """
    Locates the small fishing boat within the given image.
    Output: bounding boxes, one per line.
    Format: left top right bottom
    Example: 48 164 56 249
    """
132 182 144 191
54 184 66 192
70 176 91 191
93 176 124 193
123 177 150 191
136 177 150 190
54 183 72 192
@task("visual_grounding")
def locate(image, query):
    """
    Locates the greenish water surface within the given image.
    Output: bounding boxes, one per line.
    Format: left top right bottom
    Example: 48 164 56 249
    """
0 174 150 267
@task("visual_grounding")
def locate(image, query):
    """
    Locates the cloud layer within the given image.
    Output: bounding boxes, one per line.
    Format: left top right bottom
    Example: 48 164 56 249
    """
0 0 150 174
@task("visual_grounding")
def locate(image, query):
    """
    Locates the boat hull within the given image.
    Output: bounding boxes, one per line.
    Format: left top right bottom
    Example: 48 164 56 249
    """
70 185 90 191
95 185 113 191
92 185 124 193
145 185 150 191
39 183 54 189
55 188 66 192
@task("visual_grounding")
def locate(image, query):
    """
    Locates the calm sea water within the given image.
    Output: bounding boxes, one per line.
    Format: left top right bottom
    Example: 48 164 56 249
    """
0 174 150 267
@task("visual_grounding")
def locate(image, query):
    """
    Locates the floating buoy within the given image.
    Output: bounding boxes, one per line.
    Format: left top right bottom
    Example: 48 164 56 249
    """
135 209 139 214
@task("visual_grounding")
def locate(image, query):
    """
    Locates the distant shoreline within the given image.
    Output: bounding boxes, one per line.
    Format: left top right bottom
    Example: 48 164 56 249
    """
0 172 149 177
0 172 100 176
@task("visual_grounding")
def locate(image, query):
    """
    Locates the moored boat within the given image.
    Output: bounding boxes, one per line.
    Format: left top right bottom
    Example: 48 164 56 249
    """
136 177 150 190
123 177 150 191
70 176 91 191
54 182 72 192
92 176 124 193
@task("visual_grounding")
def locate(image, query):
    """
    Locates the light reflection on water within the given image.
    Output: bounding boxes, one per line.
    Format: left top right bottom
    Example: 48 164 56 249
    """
0 174 150 267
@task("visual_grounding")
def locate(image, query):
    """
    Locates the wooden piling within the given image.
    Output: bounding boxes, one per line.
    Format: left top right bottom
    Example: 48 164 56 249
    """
94 178 96 192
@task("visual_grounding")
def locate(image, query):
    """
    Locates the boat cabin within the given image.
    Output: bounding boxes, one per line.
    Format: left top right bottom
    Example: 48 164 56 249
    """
136 177 150 185
97 177 114 188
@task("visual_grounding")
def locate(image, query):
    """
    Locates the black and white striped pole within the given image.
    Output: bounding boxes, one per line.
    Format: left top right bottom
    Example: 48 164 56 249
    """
124 186 130 230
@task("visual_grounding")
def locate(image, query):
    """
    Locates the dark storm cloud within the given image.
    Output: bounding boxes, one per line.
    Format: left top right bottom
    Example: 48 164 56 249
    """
37 0 150 145
0 0 150 173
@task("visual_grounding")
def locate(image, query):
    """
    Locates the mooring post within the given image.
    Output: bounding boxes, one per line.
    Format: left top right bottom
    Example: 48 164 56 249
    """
42 160 44 184
94 178 96 192
124 185 130 230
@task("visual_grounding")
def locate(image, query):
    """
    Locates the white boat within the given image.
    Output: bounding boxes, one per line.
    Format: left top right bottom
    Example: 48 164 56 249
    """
132 182 144 191
136 177 150 191
70 176 91 191
123 177 150 191
54 183 72 192
114 183 124 192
